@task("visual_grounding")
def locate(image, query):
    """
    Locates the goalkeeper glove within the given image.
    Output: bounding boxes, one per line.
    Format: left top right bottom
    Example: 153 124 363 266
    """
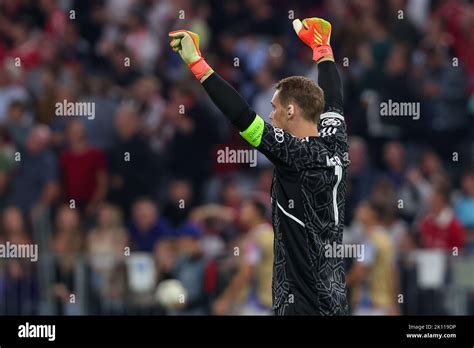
292 17 334 63
168 30 214 81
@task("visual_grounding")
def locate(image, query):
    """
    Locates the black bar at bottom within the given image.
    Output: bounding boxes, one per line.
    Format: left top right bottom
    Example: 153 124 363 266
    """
0 316 472 346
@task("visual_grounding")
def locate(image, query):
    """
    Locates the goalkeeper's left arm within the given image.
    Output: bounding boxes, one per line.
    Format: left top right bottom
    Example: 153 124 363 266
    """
291 18 344 116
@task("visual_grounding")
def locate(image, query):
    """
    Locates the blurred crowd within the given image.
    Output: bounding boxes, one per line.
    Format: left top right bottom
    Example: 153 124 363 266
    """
0 0 473 315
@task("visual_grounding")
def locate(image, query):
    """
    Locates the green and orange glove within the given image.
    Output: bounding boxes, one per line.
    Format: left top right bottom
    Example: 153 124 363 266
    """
292 17 334 63
168 30 214 81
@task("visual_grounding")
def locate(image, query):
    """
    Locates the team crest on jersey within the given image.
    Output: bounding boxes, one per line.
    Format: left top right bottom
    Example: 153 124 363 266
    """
321 118 341 127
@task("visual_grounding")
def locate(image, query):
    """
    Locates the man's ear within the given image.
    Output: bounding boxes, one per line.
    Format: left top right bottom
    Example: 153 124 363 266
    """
287 104 295 119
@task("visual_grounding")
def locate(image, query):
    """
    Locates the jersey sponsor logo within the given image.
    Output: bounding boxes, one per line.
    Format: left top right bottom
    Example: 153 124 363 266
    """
273 127 285 143
321 118 341 127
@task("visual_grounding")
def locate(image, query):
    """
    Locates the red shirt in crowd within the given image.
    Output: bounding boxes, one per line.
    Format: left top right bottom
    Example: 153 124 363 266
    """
60 147 106 204
419 208 465 250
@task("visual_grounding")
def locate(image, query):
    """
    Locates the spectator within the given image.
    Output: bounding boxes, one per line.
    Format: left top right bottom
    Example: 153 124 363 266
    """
6 17 41 71
60 22 91 66
164 84 219 201
212 198 273 315
60 120 108 216
1 206 31 243
87 204 128 261
107 103 158 216
105 44 141 89
169 223 211 315
33 68 59 125
131 76 167 153
86 203 128 314
0 207 38 314
162 179 195 229
347 201 399 315
0 129 16 209
9 125 60 219
189 202 234 259
81 76 118 150
128 198 174 252
454 170 474 252
123 9 159 72
0 256 38 315
455 170 474 227
346 136 378 224
50 204 83 315
419 150 445 180
384 141 429 221
40 0 67 38
417 38 469 150
419 183 465 250
382 141 407 190
0 66 29 125
5 100 33 148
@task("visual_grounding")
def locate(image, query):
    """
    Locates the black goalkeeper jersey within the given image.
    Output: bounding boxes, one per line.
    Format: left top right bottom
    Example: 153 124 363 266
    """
201 61 348 316
257 111 350 315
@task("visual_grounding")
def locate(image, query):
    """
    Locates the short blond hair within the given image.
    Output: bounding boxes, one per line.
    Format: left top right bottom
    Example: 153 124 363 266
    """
275 76 324 123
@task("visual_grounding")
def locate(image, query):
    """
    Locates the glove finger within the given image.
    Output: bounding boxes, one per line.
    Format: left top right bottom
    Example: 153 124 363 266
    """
170 38 181 48
292 19 303 34
168 31 186 39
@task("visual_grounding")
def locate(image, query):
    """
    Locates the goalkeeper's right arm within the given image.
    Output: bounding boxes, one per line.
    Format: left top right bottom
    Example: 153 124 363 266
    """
168 30 257 133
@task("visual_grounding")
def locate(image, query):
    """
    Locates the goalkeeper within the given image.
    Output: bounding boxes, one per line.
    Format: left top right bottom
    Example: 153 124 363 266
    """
169 18 349 315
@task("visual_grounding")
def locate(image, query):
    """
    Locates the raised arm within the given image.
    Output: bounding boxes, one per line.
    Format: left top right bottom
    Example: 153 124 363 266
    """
318 61 344 116
168 30 256 133
292 18 344 116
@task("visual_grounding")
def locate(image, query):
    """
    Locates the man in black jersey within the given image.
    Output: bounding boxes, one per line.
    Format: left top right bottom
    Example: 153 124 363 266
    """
169 17 349 315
